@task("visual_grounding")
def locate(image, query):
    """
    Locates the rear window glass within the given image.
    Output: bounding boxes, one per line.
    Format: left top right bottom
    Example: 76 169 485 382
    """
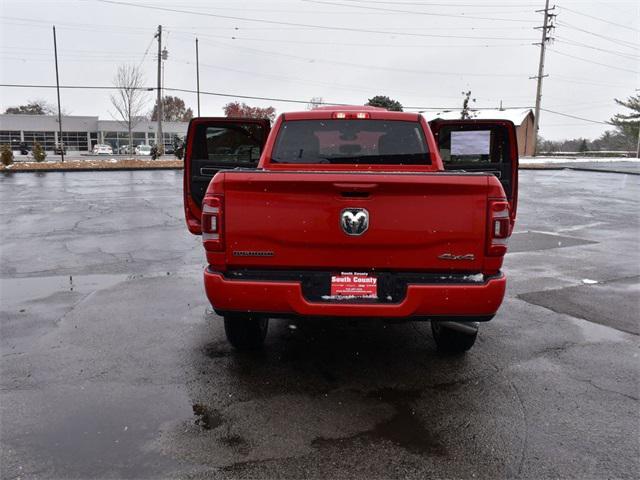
271 119 430 165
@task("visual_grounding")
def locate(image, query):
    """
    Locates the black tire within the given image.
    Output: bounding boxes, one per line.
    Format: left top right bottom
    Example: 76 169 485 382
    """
224 314 269 350
431 321 477 354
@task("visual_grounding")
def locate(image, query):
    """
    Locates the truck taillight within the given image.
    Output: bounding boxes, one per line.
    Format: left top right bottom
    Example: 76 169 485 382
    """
202 194 224 251
487 200 510 257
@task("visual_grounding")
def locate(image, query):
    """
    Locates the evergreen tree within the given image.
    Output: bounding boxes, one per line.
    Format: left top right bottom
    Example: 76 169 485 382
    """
578 139 589 153
1 144 14 166
366 95 403 112
32 142 46 162
609 94 639 150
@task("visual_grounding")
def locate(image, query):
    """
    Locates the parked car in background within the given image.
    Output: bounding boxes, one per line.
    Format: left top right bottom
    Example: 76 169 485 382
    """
164 144 175 155
92 144 113 155
135 145 152 156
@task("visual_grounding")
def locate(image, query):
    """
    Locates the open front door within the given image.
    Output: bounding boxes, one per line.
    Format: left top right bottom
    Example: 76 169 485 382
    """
429 119 519 222
184 117 271 234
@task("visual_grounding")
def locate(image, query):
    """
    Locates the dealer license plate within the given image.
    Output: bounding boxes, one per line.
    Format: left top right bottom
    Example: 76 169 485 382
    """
330 272 378 299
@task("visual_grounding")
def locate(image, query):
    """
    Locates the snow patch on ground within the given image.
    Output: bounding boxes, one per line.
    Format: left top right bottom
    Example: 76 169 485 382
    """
521 156 638 165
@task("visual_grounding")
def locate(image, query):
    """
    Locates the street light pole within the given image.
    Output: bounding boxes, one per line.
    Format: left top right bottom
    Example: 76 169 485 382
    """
53 25 64 163
196 37 201 117
155 25 163 154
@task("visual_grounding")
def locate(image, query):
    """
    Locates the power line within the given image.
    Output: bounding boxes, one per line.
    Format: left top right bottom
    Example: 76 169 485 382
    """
551 74 633 89
0 83 155 91
0 82 525 109
170 29 532 47
138 34 156 69
93 0 537 40
549 49 638 74
540 108 609 125
556 20 639 50
302 0 537 23
197 38 531 77
0 82 341 105
0 83 611 126
403 105 533 110
555 36 640 60
339 0 540 6
172 56 527 102
559 6 637 31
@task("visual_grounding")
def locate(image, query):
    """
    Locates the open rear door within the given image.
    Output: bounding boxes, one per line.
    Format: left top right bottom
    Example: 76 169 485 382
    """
184 117 271 234
429 119 519 223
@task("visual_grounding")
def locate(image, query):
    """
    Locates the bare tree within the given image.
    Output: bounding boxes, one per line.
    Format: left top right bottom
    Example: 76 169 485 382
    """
110 65 148 151
460 90 477 120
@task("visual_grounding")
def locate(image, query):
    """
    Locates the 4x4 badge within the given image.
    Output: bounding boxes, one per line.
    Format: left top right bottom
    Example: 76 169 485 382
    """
438 253 475 261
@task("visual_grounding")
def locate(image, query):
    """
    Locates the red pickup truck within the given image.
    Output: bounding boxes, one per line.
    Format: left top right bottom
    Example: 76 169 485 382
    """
184 106 518 353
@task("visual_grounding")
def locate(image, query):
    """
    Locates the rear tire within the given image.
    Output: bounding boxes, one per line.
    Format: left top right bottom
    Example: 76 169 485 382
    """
431 321 478 354
224 314 269 350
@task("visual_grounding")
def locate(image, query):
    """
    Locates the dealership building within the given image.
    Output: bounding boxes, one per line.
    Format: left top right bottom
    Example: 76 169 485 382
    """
0 114 188 152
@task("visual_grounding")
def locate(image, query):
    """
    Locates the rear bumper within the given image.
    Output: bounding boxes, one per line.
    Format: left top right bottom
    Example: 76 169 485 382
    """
203 268 506 319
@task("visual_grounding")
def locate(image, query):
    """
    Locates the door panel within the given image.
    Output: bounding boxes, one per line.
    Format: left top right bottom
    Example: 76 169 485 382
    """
429 119 518 219
184 117 271 234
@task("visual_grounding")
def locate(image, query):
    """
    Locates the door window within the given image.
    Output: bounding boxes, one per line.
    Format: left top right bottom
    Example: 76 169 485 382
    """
192 124 266 167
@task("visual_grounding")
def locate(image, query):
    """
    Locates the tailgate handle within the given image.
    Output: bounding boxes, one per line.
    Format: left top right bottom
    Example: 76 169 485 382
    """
333 183 378 191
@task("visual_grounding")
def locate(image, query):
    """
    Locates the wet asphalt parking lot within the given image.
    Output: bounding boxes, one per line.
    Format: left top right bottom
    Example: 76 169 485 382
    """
1 168 638 479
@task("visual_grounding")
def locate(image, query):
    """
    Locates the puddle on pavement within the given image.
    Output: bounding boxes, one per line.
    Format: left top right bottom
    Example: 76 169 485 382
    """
312 388 446 456
0 274 130 310
11 385 193 479
365 388 446 455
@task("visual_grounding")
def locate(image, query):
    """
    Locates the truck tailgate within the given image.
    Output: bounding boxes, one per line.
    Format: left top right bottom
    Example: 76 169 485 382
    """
220 171 489 272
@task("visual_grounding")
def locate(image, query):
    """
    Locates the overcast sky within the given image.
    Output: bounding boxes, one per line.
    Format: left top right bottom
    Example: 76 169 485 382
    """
0 0 638 140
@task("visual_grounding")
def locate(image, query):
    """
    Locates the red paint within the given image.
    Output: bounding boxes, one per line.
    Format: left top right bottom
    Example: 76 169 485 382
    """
203 270 506 318
184 106 518 321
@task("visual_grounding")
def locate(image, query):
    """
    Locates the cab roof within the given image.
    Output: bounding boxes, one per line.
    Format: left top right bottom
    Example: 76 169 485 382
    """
282 106 419 121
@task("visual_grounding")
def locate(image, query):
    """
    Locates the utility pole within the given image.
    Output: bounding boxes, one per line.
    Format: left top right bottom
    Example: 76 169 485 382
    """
196 37 201 117
53 26 64 163
155 25 163 154
636 89 640 159
530 0 556 156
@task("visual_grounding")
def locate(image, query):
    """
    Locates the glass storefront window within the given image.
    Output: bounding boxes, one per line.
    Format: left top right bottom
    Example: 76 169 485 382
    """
60 131 90 151
0 131 21 147
23 131 55 151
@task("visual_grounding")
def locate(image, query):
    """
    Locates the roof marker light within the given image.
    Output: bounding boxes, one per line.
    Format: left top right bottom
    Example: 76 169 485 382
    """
332 112 370 119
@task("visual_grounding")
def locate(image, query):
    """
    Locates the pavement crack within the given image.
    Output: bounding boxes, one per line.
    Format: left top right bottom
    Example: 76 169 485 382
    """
507 377 528 479
570 376 639 402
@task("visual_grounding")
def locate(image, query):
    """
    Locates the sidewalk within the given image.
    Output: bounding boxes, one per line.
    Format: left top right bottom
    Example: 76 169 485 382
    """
2 157 183 172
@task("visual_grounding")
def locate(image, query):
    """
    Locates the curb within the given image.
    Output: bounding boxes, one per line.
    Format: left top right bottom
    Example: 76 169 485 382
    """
2 166 184 173
520 165 639 175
